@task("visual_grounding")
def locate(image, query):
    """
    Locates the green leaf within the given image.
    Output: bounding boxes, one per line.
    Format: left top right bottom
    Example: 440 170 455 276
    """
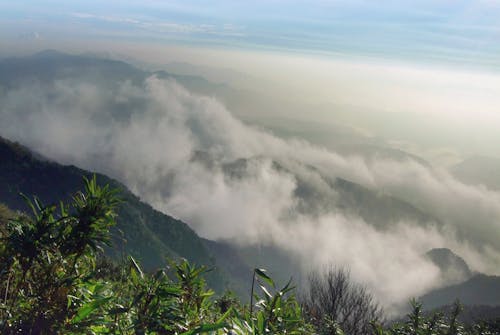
72 297 111 323
217 307 233 324
257 312 265 333
280 278 295 295
255 268 274 288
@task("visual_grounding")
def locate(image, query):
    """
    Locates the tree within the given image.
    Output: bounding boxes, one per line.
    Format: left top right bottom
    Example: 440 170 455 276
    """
301 266 383 335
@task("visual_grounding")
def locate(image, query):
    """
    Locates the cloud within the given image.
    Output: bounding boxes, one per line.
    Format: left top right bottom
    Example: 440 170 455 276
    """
70 12 245 36
18 31 42 40
1 74 500 313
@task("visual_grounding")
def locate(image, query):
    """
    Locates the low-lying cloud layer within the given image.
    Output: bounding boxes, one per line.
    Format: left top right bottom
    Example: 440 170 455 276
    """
1 74 500 312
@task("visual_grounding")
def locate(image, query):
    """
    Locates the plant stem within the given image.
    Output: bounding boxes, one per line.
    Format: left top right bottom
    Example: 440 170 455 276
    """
250 269 256 317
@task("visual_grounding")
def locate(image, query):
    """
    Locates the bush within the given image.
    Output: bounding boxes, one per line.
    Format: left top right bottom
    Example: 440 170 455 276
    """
0 177 313 335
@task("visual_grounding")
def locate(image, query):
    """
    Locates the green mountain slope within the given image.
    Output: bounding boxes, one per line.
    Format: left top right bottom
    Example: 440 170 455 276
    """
201 238 254 300
0 136 227 292
420 274 500 310
419 249 500 312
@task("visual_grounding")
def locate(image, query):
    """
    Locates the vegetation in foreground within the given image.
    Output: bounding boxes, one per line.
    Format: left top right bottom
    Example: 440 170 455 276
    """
0 177 499 334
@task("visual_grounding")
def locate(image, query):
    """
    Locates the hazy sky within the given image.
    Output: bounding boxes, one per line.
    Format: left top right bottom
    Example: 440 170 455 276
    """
2 0 500 68
1 1 500 163
2 0 499 66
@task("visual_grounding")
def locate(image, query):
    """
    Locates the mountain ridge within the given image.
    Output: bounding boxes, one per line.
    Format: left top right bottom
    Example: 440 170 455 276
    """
0 135 230 292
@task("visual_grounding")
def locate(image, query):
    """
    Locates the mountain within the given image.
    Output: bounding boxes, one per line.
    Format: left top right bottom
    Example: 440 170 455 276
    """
0 50 437 169
216 154 438 230
198 154 441 296
201 239 254 299
420 274 500 310
0 136 229 292
333 177 436 230
0 134 312 299
0 50 228 100
425 248 472 285
0 50 145 89
202 238 306 300
420 249 500 311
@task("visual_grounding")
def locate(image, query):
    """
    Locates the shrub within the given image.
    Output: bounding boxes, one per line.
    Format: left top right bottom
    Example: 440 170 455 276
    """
0 177 313 335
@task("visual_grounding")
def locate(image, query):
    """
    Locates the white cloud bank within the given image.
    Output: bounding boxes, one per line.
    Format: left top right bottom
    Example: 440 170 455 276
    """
1 75 500 312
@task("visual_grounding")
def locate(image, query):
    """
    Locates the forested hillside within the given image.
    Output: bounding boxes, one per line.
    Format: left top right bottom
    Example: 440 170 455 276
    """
0 136 228 291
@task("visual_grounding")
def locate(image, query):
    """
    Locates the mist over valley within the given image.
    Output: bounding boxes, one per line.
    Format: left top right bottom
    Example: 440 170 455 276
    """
1 52 499 315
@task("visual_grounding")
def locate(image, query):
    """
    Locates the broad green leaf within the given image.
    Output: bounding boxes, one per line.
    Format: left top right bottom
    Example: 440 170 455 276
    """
72 297 111 323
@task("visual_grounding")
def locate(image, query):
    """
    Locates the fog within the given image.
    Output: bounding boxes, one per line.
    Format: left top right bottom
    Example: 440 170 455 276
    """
1 70 500 312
